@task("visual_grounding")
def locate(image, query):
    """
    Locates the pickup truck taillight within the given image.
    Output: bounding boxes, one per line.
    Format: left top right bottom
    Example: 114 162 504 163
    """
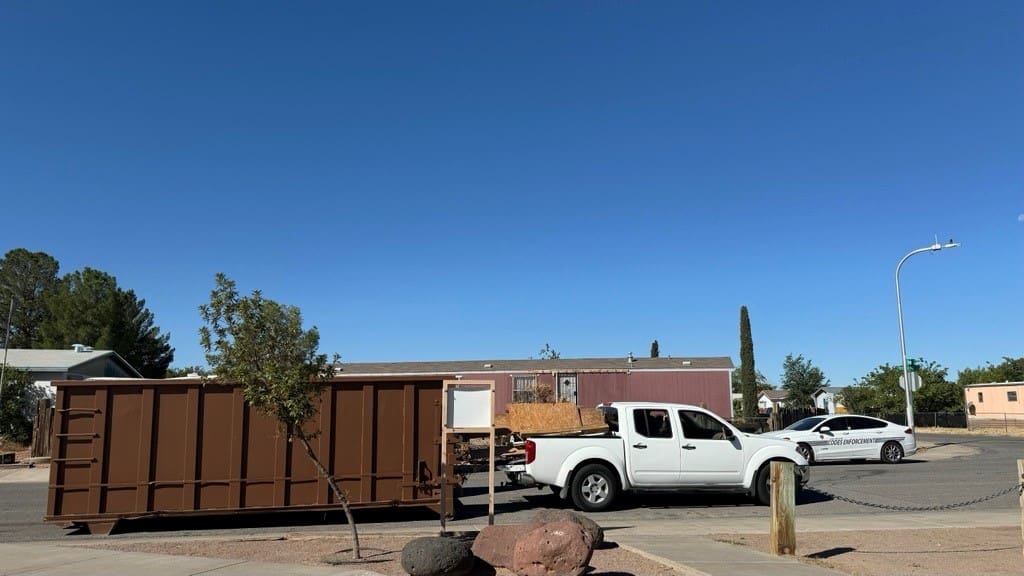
525 439 536 464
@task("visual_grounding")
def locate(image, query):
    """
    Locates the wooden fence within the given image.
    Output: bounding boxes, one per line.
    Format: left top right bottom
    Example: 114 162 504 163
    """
30 398 53 458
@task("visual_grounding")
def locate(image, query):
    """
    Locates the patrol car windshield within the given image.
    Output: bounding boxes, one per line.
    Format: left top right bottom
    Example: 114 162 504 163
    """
784 416 827 431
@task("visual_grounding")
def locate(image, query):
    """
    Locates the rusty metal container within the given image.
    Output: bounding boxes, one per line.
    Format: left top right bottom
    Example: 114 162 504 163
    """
46 377 453 534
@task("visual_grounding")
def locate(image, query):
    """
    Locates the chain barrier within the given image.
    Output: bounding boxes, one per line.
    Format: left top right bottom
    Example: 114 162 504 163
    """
805 482 1024 512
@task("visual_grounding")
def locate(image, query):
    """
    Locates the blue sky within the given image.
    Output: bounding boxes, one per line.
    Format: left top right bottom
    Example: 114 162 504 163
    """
2 2 1021 385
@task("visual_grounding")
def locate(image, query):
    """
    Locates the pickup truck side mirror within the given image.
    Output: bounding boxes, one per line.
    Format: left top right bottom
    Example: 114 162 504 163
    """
818 426 831 433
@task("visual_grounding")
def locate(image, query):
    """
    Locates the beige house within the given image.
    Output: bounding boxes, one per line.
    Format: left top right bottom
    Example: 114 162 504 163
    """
963 382 1024 420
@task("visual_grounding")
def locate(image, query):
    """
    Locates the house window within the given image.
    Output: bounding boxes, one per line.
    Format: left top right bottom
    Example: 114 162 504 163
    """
978 392 983 403
1008 391 1018 402
512 375 537 403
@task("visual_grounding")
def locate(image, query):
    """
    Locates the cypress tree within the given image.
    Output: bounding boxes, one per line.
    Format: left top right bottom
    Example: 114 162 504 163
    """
650 340 659 358
740 306 757 418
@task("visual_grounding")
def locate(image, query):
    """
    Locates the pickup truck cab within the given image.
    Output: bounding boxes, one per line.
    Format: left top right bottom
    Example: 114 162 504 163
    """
523 402 809 511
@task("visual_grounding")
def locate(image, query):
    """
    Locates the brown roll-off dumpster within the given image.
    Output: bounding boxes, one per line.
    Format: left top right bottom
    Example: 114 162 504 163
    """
46 376 455 534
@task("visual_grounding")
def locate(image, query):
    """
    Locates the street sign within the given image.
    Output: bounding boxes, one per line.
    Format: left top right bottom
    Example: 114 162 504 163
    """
899 373 922 391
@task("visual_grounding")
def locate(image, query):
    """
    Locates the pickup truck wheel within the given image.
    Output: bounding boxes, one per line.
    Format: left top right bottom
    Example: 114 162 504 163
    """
571 464 618 512
755 464 772 505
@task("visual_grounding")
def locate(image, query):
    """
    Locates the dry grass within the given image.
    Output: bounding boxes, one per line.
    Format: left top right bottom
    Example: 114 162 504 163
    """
917 426 1024 437
89 534 687 575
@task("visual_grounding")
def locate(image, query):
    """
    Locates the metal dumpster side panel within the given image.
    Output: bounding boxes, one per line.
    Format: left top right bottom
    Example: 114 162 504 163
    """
46 378 450 525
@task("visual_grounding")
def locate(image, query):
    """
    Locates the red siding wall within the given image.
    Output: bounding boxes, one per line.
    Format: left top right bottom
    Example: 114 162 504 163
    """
577 371 732 418
464 370 732 417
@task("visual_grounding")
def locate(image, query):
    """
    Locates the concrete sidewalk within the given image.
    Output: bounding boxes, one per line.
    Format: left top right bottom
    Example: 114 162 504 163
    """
2 509 1017 576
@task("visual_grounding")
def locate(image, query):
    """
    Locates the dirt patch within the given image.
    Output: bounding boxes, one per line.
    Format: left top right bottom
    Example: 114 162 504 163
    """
713 526 1022 576
87 534 687 575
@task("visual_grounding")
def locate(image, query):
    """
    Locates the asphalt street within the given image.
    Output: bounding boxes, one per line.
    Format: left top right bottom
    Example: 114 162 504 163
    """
2 433 1021 543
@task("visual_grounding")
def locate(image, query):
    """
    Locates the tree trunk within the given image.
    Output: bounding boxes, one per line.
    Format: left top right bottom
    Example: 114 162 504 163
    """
296 433 361 559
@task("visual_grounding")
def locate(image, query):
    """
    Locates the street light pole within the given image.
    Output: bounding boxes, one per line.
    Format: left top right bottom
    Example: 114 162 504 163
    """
896 240 960 430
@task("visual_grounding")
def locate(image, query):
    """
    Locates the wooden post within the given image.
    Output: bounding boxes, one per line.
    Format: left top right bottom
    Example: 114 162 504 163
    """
1017 459 1023 558
770 461 796 556
31 398 53 458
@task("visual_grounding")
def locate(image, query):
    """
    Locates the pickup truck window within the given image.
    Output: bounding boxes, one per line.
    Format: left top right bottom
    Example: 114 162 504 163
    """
678 410 730 440
599 406 620 432
633 409 673 439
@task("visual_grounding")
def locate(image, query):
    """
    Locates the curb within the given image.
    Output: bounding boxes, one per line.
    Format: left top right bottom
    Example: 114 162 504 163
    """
613 542 710 576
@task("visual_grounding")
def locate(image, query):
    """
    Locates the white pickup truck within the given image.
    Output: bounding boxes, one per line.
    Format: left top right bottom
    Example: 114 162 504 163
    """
523 402 809 511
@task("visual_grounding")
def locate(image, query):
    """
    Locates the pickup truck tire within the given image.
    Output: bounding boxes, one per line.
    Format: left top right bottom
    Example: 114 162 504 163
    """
571 463 619 512
754 461 800 506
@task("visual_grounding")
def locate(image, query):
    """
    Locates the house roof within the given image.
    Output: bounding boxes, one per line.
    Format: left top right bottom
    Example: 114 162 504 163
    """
0 348 143 378
759 389 789 401
814 386 847 396
334 356 733 376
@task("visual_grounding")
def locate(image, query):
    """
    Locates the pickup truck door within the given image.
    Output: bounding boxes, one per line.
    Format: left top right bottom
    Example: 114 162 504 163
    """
676 409 745 485
626 408 681 486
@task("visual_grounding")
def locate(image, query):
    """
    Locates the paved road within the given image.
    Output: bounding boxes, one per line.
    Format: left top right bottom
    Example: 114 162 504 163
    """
2 433 1021 543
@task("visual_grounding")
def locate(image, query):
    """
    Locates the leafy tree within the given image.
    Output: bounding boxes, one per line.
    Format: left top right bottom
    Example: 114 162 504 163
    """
739 306 757 418
166 365 209 378
0 367 42 444
538 343 560 360
780 354 827 410
38 268 174 378
199 274 360 558
914 381 964 412
958 357 1024 385
0 249 59 348
650 340 659 358
841 361 951 414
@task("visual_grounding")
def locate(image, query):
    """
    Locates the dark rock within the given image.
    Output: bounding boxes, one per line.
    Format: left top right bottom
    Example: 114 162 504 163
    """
529 509 604 548
472 524 532 569
401 536 474 576
512 521 593 576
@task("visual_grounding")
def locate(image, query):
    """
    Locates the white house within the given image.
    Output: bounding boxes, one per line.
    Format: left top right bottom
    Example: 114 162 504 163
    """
1 346 142 394
813 386 847 415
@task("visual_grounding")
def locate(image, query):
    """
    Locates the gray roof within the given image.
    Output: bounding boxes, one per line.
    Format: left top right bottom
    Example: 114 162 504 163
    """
815 386 847 396
334 356 733 376
0 348 143 377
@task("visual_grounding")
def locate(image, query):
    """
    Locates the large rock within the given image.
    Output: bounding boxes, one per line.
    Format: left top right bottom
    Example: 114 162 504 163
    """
529 509 604 548
471 524 532 569
512 521 593 576
400 536 474 576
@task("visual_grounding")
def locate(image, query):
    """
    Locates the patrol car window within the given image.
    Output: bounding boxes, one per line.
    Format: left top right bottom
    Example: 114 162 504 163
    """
848 417 885 430
633 409 672 439
820 417 849 431
784 417 826 431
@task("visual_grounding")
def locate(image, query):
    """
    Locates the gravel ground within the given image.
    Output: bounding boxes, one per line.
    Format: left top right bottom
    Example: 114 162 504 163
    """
713 526 1022 576
87 534 686 575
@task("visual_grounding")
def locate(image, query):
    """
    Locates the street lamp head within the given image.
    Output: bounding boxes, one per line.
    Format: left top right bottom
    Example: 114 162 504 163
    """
942 240 960 249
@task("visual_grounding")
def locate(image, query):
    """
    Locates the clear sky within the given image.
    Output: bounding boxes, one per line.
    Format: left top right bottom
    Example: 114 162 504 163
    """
2 2 1021 386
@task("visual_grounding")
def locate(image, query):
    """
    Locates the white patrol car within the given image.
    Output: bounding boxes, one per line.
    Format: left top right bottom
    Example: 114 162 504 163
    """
760 414 916 464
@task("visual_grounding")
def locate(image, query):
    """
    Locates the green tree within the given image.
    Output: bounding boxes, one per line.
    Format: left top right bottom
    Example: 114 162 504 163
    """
538 343 560 360
780 354 827 410
0 249 59 348
650 340 659 358
38 268 174 378
199 274 359 558
739 306 757 418
958 357 1024 385
0 367 39 444
165 365 209 378
841 361 951 414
